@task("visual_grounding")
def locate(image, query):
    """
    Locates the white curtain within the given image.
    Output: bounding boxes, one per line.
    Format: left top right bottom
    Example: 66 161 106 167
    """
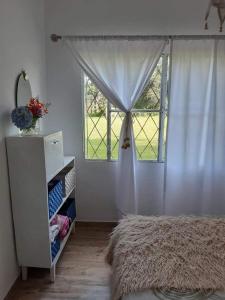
165 39 225 215
65 38 166 214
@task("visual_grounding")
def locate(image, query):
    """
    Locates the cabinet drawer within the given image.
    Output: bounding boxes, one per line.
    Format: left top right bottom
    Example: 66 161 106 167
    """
44 132 64 180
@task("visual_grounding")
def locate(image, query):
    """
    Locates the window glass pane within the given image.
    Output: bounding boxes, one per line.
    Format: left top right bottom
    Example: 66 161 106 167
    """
84 75 107 159
134 57 162 110
165 57 170 110
132 112 160 160
162 113 168 160
110 104 120 111
110 111 125 160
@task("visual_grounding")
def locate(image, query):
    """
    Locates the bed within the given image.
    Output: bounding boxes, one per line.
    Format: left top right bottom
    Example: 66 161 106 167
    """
106 215 225 300
123 290 225 300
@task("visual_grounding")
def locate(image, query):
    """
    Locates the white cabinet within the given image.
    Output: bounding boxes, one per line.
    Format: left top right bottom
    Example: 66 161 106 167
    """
44 131 64 182
6 131 76 282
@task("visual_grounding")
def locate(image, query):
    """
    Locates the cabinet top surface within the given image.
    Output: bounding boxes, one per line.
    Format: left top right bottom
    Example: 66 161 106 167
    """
7 131 62 139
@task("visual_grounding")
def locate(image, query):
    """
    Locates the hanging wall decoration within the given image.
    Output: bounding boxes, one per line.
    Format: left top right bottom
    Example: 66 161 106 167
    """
205 0 225 32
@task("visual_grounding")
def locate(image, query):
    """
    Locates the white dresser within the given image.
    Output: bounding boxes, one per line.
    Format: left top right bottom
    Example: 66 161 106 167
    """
6 131 76 282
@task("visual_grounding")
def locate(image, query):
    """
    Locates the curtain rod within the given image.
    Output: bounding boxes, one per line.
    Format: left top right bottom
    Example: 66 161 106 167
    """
50 33 225 42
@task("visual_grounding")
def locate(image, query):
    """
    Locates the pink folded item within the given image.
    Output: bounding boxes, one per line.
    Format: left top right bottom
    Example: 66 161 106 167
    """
51 214 70 239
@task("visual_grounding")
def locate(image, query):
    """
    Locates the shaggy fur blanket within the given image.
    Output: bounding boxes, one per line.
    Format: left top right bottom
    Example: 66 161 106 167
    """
106 215 225 300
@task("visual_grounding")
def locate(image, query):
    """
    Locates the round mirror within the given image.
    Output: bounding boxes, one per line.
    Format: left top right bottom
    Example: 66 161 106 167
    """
16 71 32 107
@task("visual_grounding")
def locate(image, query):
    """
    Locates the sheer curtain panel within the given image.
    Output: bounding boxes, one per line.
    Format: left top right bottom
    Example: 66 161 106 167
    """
165 39 225 215
65 38 166 215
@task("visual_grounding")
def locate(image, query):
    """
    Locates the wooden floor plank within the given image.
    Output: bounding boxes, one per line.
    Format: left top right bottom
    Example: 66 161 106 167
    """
6 222 115 300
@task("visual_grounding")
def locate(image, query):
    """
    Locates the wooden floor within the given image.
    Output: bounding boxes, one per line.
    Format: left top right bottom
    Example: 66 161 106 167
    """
6 222 115 300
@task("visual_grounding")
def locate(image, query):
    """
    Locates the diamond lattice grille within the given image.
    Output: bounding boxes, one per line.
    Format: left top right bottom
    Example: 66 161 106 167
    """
134 57 162 110
111 111 125 160
85 76 107 159
132 112 160 160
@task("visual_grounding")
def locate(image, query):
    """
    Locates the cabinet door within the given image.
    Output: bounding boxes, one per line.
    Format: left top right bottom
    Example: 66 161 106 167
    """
44 131 64 181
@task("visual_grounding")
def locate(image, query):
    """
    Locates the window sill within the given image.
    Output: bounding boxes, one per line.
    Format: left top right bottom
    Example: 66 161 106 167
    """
84 159 165 164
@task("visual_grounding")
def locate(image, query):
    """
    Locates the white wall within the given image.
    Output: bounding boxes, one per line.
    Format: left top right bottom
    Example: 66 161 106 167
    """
44 0 221 222
45 0 219 35
0 0 46 298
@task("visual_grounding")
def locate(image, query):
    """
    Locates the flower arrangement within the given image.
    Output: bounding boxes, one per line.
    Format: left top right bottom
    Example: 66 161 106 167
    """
11 106 33 130
11 97 49 134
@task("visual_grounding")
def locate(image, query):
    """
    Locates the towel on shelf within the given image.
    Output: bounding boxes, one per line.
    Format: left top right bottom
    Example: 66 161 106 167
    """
51 214 70 239
49 224 60 242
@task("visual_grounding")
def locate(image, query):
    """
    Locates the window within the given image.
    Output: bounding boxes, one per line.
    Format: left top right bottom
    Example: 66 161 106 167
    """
84 54 169 161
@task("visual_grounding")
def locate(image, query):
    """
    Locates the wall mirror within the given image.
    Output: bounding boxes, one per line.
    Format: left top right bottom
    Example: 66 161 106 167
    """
15 71 32 107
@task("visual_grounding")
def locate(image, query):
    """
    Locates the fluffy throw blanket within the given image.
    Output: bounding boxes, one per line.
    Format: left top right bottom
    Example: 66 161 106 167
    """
106 215 225 300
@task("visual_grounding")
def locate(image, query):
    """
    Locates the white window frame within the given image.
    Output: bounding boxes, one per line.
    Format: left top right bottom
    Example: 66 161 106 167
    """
83 53 169 162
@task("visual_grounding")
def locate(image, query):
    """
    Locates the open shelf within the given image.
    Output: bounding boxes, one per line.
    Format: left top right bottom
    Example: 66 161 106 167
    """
47 156 75 183
49 186 75 223
51 219 75 266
